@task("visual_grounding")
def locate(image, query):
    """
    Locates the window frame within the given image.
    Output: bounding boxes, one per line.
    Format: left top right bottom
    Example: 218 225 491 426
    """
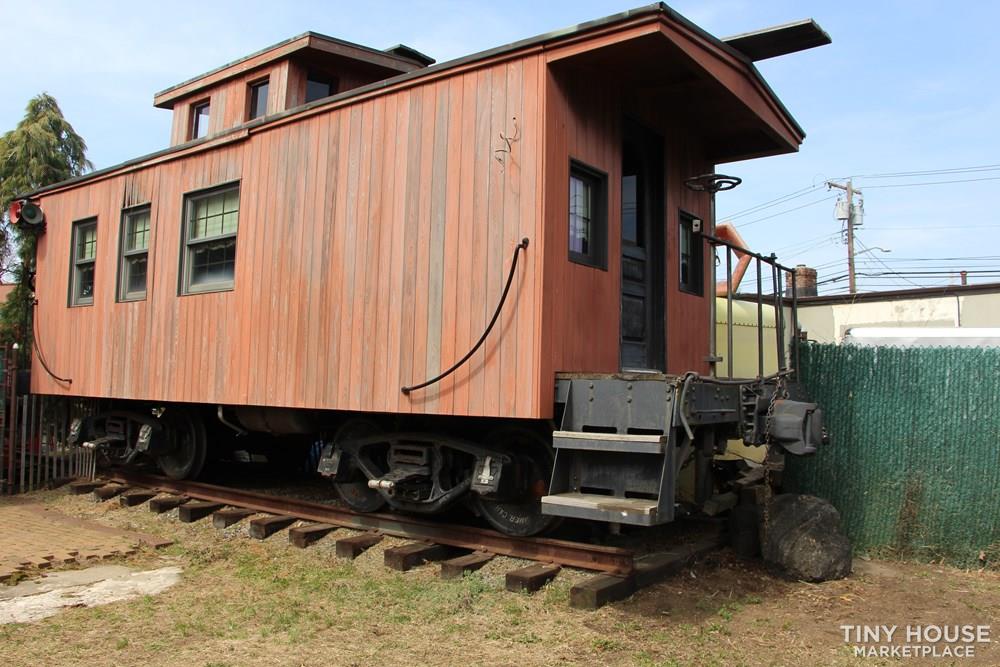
304 71 339 103
567 159 608 271
179 181 241 295
678 209 704 296
190 99 210 140
246 77 270 121
69 217 98 307
117 204 151 302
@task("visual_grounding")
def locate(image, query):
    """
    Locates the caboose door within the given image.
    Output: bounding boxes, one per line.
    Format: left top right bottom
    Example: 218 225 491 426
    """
619 120 665 371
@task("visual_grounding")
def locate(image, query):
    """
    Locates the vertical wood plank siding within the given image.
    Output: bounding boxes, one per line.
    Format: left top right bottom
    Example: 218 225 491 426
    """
539 62 714 399
34 55 548 418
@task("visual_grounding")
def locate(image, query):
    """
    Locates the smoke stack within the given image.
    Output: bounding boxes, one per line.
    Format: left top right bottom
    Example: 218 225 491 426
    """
786 264 818 297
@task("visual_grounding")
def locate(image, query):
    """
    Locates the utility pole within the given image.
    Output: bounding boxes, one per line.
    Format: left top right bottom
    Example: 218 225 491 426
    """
828 179 862 293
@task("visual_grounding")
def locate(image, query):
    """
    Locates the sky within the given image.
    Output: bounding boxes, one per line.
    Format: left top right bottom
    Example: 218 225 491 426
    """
2 0 998 294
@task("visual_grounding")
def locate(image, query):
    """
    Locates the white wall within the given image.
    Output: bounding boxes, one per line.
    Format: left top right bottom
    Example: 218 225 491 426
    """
797 291 1000 343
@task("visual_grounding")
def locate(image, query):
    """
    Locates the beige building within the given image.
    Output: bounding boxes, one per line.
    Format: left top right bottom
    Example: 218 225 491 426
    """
794 282 1000 344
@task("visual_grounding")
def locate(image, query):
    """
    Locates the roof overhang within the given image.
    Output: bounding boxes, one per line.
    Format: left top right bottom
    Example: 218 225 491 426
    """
545 8 821 162
723 20 832 62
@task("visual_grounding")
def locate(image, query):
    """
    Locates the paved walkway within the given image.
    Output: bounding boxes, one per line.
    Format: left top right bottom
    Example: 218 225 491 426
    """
0 501 170 581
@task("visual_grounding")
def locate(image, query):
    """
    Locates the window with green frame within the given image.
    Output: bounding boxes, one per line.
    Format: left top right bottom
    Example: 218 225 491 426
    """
119 206 150 301
70 218 97 306
180 183 240 294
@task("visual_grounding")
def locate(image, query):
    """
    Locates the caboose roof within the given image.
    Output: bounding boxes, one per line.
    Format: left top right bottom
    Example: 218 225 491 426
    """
23 3 828 199
152 32 434 109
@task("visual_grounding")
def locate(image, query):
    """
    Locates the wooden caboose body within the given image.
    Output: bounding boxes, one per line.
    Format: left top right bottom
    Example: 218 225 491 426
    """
21 4 829 532
30 4 806 418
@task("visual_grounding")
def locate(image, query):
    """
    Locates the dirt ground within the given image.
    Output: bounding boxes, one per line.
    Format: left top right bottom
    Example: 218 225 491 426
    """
0 488 997 667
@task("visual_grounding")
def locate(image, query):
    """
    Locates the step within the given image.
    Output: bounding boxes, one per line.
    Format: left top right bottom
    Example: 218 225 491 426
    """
553 431 666 454
541 492 661 526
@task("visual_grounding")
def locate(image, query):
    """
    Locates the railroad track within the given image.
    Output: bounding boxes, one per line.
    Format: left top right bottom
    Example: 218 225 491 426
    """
68 472 725 609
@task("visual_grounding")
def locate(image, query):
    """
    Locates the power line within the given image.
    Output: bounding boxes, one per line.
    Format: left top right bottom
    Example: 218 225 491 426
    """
862 176 1000 190
851 163 1000 179
734 194 838 228
862 224 1000 230
718 183 824 220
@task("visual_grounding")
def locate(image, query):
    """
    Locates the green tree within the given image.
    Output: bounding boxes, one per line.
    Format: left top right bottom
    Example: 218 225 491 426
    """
0 93 92 348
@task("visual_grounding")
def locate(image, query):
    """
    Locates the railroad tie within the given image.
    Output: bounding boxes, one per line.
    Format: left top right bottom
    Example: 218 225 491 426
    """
384 542 452 571
248 515 297 539
505 563 561 593
288 523 337 548
148 495 189 514
211 508 256 529
67 480 103 495
335 533 383 559
92 484 129 501
119 490 157 507
440 551 494 579
177 501 225 523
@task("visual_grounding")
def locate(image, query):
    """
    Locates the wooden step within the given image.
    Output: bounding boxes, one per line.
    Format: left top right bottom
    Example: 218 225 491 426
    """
541 492 660 525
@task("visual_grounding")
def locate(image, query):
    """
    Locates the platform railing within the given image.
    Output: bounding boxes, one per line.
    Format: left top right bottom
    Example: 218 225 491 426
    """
704 233 799 380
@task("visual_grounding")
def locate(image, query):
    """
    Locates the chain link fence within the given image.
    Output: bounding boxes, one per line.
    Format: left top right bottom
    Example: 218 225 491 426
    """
785 342 1000 566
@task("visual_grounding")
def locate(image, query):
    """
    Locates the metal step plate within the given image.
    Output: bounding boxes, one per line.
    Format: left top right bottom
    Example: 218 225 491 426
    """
552 431 666 454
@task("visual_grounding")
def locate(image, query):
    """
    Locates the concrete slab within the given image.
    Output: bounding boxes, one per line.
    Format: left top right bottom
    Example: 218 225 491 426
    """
0 565 182 624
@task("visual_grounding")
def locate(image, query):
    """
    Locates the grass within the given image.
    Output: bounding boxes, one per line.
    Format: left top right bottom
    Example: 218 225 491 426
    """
1 490 998 667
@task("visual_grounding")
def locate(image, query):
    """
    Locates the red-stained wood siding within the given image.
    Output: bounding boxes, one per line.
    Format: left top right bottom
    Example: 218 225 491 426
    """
169 63 286 145
34 55 548 419
32 12 802 422
538 61 714 412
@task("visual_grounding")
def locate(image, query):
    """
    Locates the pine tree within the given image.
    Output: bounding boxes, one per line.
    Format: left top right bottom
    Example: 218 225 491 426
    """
0 93 92 348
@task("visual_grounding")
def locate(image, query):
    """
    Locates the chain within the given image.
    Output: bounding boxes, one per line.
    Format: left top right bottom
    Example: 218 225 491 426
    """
760 376 788 542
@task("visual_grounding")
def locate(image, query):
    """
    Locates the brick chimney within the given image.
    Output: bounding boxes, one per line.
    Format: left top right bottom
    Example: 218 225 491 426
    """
786 264 818 297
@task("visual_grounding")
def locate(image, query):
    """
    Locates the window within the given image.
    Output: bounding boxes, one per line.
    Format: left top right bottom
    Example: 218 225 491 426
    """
70 218 97 306
247 78 269 120
568 160 607 269
679 210 704 295
180 183 240 294
118 206 150 301
191 101 210 139
305 72 337 103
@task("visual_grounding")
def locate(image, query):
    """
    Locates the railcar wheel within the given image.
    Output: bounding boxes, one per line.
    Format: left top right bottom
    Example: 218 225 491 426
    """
156 411 208 480
331 418 387 513
473 427 560 537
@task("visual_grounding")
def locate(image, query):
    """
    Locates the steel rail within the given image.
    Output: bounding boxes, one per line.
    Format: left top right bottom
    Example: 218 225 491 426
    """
108 471 635 574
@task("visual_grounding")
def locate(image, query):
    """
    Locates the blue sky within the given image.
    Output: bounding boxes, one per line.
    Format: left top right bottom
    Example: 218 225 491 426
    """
2 0 998 293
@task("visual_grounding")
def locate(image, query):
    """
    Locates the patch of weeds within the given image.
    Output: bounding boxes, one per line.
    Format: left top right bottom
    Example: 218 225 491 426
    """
514 632 542 645
503 599 526 623
543 579 570 606
743 594 762 604
717 601 743 621
115 638 129 650
442 621 467 636
593 637 624 651
614 619 644 633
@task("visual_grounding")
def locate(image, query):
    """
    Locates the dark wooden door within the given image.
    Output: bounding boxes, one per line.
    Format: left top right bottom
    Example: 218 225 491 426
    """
619 121 665 371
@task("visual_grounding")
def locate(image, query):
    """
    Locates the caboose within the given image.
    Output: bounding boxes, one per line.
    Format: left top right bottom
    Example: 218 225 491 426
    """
14 4 829 535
